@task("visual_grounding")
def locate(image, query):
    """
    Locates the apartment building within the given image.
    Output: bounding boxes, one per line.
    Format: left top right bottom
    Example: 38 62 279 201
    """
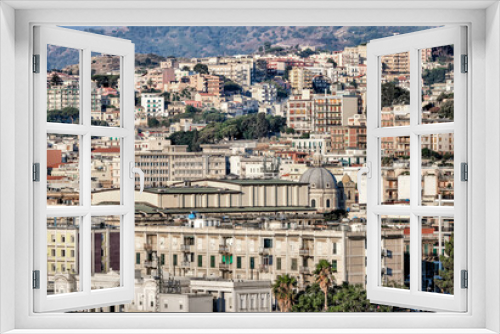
251 82 277 103
134 151 228 187
141 93 165 115
291 134 332 156
313 95 358 132
289 67 313 94
287 92 359 135
208 63 253 86
287 90 314 133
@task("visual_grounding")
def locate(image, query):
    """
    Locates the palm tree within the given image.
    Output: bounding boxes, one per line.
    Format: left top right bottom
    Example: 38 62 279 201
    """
314 259 335 311
272 274 297 312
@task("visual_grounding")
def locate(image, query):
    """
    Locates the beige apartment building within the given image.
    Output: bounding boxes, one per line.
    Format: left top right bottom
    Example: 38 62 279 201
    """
207 63 253 86
134 151 228 187
289 67 313 94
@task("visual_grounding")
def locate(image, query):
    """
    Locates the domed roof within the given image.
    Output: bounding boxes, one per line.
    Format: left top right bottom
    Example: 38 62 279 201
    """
299 167 338 189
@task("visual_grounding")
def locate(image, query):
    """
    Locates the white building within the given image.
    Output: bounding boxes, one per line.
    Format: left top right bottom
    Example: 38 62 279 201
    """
141 93 165 115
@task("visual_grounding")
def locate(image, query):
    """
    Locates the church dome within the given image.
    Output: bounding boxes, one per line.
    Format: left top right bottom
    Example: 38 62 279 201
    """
299 167 338 189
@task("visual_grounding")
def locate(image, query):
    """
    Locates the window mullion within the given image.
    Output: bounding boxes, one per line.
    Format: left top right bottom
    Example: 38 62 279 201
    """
409 46 420 295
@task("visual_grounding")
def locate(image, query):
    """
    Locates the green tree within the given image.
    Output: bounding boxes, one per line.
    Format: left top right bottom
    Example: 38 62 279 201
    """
50 73 62 86
256 113 270 138
327 58 337 68
181 66 190 71
314 260 335 311
223 81 241 93
292 283 326 312
191 129 200 152
328 283 393 312
438 100 454 120
148 118 160 127
434 234 454 294
185 105 200 114
193 63 209 74
272 274 297 312
381 82 410 107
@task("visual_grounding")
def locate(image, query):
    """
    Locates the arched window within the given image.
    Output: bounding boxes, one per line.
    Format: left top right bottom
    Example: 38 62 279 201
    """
311 199 316 207
326 199 331 208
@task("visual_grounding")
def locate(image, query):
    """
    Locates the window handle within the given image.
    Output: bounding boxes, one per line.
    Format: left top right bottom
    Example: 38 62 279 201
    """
129 162 145 194
357 161 372 180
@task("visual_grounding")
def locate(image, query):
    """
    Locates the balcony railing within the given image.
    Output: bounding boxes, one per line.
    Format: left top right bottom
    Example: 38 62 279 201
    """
219 245 231 253
299 248 310 256
299 267 310 274
259 264 269 273
180 261 192 268
219 263 231 270
180 244 192 252
144 260 157 268
259 247 270 255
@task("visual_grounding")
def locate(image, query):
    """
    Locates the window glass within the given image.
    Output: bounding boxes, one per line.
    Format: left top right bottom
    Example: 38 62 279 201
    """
90 52 121 127
46 45 80 124
380 52 410 127
47 134 80 206
91 216 121 290
421 45 454 124
380 215 410 289
47 216 80 295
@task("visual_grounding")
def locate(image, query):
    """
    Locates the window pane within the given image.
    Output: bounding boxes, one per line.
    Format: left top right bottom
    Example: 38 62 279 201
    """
47 216 80 295
381 215 410 289
380 52 410 127
91 216 121 290
421 45 454 124
91 52 121 127
47 134 80 206
91 136 121 205
47 45 81 124
421 216 454 294
381 136 410 205
421 134 454 206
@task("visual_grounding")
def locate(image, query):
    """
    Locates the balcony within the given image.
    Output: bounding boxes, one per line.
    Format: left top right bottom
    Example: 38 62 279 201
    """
299 267 310 275
299 248 310 256
219 245 231 254
259 247 270 256
180 261 192 268
259 264 269 273
180 244 192 252
144 260 157 268
219 263 231 271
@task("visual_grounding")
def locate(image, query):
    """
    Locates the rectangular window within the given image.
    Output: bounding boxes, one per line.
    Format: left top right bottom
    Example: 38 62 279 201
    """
136 253 140 265
276 257 281 270
198 255 203 267
210 255 215 268
161 254 165 265
249 257 255 270
291 258 297 271
333 242 337 255
332 260 338 272
173 254 178 266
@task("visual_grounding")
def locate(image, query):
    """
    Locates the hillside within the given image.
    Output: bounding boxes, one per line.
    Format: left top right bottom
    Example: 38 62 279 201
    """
49 26 430 70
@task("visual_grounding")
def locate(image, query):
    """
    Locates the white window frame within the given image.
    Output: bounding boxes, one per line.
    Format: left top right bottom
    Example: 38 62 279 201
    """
0 2 498 333
33 26 136 312
365 26 467 312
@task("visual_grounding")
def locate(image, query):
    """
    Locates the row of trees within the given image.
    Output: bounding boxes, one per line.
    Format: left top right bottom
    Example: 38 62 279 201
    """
169 113 286 151
273 235 454 312
272 260 394 312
